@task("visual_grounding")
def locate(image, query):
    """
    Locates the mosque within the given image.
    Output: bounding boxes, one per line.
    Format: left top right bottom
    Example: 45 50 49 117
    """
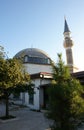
14 19 84 110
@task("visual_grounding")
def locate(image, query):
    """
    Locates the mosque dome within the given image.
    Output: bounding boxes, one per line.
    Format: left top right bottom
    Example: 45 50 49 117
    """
14 48 51 65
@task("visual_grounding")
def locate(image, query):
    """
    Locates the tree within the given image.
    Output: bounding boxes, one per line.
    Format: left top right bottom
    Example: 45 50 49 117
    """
0 46 5 59
0 46 32 118
46 54 84 130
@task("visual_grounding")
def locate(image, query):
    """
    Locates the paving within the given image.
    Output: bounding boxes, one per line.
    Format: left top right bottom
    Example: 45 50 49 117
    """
0 101 84 130
0 102 50 130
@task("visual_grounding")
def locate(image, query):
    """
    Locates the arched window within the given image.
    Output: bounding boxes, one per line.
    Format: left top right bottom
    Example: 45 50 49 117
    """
27 56 50 64
24 55 28 62
48 58 50 64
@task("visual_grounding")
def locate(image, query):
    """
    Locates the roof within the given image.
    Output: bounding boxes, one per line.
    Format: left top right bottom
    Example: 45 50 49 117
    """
72 71 84 78
30 72 53 79
72 71 84 85
64 19 70 33
14 48 50 59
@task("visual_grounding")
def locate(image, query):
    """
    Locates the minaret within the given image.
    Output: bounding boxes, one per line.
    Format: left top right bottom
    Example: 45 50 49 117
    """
63 18 78 73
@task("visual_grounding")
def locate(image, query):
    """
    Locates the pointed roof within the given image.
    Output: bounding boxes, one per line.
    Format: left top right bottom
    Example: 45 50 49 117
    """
64 18 70 33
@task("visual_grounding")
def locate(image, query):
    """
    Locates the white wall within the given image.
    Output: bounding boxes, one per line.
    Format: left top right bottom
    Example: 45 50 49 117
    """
21 63 52 110
24 63 52 74
24 78 51 110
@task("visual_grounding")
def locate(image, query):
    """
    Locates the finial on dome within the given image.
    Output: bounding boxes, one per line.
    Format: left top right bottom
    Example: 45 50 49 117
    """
64 15 66 20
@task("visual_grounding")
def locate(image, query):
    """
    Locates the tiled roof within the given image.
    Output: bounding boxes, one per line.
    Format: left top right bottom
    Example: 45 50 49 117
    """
30 72 52 79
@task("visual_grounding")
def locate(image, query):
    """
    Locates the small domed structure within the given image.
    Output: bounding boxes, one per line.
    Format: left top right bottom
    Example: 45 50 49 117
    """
14 48 51 65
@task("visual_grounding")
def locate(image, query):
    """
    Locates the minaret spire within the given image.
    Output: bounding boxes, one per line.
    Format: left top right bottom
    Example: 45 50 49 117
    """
64 18 70 33
63 18 78 73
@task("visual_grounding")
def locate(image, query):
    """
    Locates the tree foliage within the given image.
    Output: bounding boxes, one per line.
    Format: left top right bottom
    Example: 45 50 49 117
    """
0 58 30 90
0 46 32 118
46 54 84 130
0 46 5 59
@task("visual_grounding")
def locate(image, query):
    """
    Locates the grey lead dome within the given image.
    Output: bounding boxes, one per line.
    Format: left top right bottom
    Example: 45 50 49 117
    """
14 48 51 64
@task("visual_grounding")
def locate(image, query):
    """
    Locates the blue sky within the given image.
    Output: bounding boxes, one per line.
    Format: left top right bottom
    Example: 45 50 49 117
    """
0 0 84 71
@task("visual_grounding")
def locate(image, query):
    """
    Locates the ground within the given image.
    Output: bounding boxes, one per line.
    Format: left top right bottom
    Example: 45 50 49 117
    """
0 101 84 130
0 101 50 130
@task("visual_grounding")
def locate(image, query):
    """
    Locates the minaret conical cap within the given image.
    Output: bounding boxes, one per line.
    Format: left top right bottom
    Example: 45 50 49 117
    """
64 18 70 33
